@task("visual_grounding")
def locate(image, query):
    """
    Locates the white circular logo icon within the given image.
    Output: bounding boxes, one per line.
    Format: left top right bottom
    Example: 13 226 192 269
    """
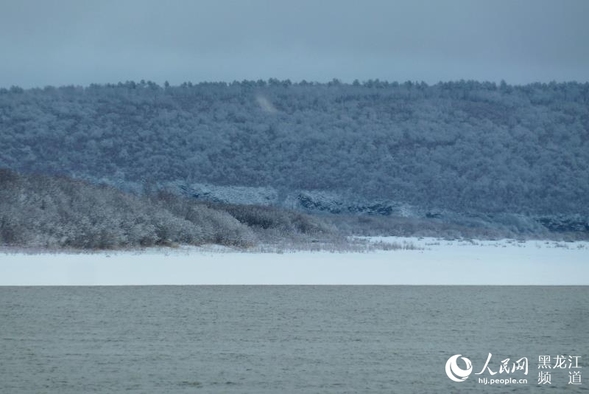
445 354 473 382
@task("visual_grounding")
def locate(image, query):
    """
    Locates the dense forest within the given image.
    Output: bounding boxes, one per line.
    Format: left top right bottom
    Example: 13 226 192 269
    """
1 79 588 218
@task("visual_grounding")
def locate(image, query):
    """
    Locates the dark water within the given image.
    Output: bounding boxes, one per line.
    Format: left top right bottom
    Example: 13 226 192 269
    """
1 286 587 393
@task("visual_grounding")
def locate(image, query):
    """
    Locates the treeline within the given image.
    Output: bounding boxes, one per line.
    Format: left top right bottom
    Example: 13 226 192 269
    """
1 79 588 215
0 169 334 250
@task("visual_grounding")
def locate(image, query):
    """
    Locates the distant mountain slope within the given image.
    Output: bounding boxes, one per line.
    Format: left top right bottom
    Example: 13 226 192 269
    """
1 79 588 215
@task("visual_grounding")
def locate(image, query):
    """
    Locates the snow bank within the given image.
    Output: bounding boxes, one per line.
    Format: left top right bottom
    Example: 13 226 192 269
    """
0 238 587 286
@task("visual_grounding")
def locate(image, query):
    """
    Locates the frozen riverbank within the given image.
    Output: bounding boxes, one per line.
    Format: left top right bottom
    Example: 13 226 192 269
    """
1 238 587 286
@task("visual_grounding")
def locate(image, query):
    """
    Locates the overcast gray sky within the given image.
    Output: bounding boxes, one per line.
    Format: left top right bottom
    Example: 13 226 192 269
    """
1 0 588 88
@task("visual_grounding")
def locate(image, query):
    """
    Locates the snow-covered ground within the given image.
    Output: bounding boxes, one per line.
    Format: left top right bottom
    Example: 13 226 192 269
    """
1 237 587 286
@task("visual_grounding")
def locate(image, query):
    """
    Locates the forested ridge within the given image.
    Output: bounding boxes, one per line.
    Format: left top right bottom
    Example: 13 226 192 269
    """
0 169 336 250
4 169 583 249
1 79 588 216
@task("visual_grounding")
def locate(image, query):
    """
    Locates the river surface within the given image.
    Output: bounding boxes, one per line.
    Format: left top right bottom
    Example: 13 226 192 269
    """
1 286 587 393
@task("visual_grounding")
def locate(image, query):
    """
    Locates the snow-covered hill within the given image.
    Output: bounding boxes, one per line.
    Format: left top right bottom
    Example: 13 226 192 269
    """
169 182 589 238
171 182 415 216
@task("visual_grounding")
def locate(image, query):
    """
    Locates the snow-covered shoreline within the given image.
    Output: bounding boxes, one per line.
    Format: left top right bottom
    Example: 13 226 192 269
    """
1 237 587 286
